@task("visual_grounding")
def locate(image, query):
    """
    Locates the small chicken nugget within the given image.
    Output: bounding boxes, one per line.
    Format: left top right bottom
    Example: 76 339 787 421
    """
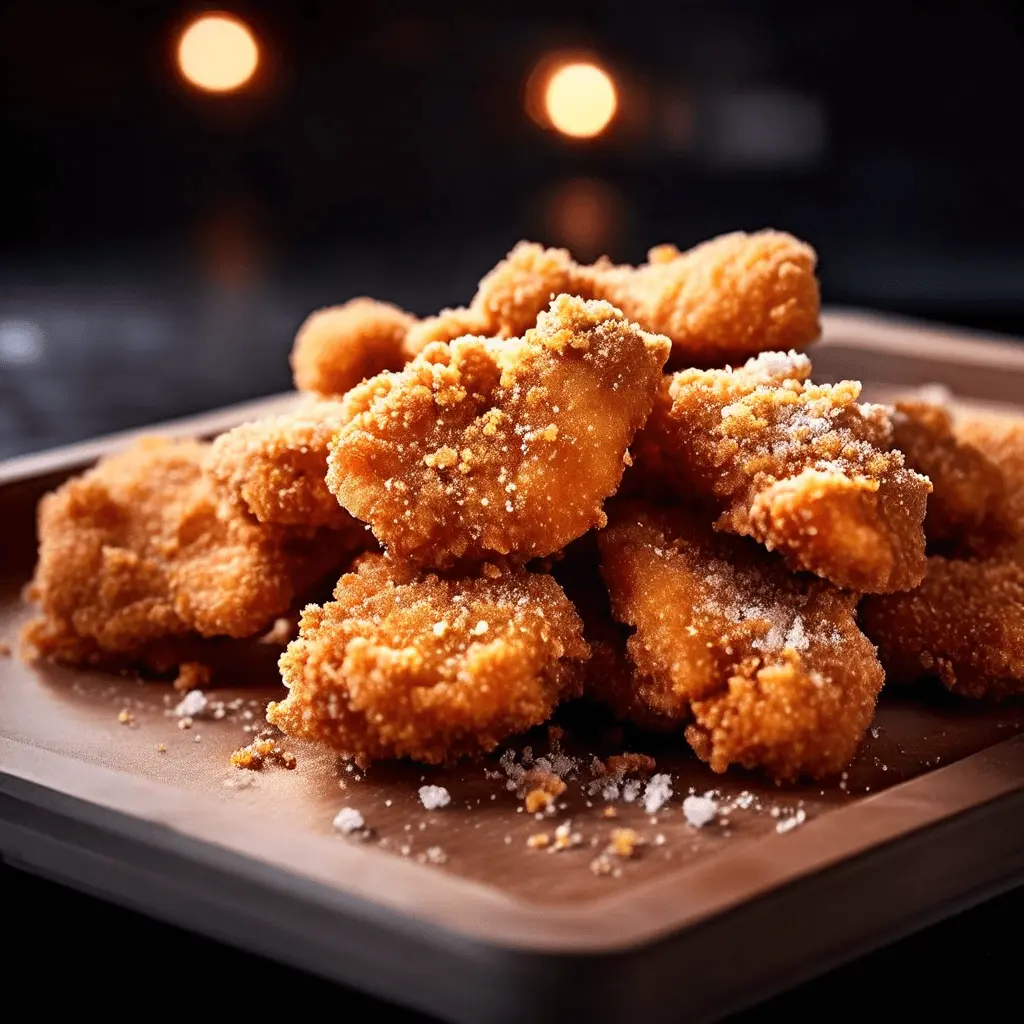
328 294 671 567
599 503 884 781
635 351 931 593
267 554 589 763
291 298 414 397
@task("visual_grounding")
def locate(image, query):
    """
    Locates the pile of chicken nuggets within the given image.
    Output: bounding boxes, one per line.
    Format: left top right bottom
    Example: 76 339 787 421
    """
23 231 1024 782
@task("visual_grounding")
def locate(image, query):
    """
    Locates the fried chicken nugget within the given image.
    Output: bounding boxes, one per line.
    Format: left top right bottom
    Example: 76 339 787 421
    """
290 298 414 397
267 554 589 763
208 397 357 530
635 351 931 593
24 438 346 665
598 503 884 781
860 413 1024 698
890 400 1006 548
328 294 672 567
404 232 820 368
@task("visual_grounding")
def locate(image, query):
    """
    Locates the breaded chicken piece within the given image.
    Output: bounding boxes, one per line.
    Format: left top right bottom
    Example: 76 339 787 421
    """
598 503 885 781
890 400 1006 548
860 413 1024 698
590 231 821 367
208 397 357 530
328 294 671 567
635 351 931 593
290 298 414 397
267 554 589 763
860 555 1024 699
24 438 346 665
404 232 820 368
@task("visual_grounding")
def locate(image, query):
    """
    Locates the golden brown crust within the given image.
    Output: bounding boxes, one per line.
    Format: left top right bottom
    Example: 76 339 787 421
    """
290 298 414 397
957 415 1024 543
634 352 931 593
25 438 347 664
404 232 820 368
267 554 589 763
208 397 358 530
328 294 671 567
598 502 884 781
891 400 1006 549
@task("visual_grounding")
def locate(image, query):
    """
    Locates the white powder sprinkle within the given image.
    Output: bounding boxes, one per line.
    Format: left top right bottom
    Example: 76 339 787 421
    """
332 807 365 834
683 795 718 828
174 689 207 718
642 773 674 814
418 785 451 810
775 808 807 834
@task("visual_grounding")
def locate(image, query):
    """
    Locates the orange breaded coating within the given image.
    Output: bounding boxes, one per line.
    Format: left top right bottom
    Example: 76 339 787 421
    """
25 438 344 664
290 298 414 397
590 231 821 367
957 415 1024 539
267 554 589 763
860 555 1024 699
404 232 820 368
599 503 884 781
635 351 931 593
208 397 357 530
328 294 672 567
890 400 1006 548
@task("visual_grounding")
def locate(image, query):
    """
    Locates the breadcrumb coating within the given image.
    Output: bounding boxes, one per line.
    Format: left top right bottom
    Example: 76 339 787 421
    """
25 438 344 665
957 414 1024 542
635 351 931 593
290 298 414 397
328 294 671 567
208 397 357 530
404 232 820 368
267 554 589 763
890 400 1006 549
599 503 884 781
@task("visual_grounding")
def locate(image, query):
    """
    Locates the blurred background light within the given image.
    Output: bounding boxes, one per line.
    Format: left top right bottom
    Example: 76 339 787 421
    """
532 58 618 139
544 178 625 261
177 13 259 94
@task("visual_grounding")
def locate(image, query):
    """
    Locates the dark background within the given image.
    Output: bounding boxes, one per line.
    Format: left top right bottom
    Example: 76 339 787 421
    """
1 0 1023 457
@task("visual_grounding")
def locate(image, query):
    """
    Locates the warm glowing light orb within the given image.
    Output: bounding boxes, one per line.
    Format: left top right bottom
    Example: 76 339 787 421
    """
178 14 259 93
543 62 618 138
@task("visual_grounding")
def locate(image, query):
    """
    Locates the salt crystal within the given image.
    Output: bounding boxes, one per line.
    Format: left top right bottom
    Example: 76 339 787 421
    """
775 809 807 834
418 785 451 810
642 773 673 814
683 795 718 828
174 690 207 718
332 807 365 834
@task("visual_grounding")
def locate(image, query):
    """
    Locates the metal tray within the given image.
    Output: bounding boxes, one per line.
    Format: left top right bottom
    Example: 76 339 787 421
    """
1 309 1022 1024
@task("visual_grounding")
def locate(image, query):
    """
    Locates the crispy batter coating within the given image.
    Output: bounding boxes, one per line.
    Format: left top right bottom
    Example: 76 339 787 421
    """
860 413 1024 699
208 397 357 530
890 400 1006 549
290 298 414 397
328 294 671 567
599 503 885 781
267 554 589 763
404 232 820 368
25 438 345 665
635 351 931 593
860 555 1024 699
591 231 821 367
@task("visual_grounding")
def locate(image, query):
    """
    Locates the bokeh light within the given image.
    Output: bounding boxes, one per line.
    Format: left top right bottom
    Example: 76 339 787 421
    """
544 177 625 261
543 61 618 139
177 14 259 94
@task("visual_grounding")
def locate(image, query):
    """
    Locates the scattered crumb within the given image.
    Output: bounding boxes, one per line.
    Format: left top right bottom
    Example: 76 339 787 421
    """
173 688 207 718
683 795 718 828
600 806 618 819
775 808 807 834
607 827 640 858
606 753 656 777
524 788 556 814
155 743 167 753
654 833 666 846
176 717 193 730
642 773 673 814
417 845 448 865
589 855 613 876
333 807 365 835
231 737 297 771
172 662 211 693
418 784 451 810
117 709 134 726
259 616 294 646
527 832 550 849
550 820 583 851
193 733 202 743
